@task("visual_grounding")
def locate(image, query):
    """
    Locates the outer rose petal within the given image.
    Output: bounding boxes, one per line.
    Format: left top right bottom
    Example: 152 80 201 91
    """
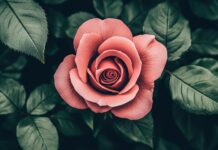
73 18 132 50
133 35 167 83
111 86 153 120
75 33 102 83
98 36 142 94
70 68 139 107
85 101 111 113
54 55 87 109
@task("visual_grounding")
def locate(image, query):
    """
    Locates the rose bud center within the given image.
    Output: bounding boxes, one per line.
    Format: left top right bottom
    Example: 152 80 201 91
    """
100 69 120 85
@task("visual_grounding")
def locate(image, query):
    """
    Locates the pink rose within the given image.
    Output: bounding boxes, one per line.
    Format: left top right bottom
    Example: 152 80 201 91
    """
54 18 167 120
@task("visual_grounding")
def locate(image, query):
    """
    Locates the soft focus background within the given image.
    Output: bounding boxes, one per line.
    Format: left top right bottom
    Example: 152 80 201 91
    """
0 0 218 150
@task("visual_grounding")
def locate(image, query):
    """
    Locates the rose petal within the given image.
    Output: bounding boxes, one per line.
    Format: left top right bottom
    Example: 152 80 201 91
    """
74 18 132 50
87 69 119 93
98 37 142 94
133 34 155 54
54 54 87 109
133 35 167 83
75 33 102 83
95 50 133 78
70 68 139 107
85 101 111 113
111 86 153 120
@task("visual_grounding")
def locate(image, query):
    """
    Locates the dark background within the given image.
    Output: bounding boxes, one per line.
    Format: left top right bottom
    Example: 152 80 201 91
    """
1 0 218 150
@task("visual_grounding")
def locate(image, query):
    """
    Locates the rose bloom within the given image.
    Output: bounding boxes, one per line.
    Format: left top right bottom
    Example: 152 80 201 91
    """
54 18 167 120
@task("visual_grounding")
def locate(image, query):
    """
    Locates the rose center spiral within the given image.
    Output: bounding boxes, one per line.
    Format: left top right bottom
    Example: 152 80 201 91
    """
100 69 120 85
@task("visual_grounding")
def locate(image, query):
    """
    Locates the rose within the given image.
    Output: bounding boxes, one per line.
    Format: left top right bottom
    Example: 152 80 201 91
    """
54 18 167 120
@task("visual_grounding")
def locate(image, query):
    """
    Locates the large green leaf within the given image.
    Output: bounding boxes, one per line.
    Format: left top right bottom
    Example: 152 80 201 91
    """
0 77 26 114
169 58 218 114
0 0 48 63
51 111 85 136
172 104 218 150
92 0 123 18
143 2 191 61
190 28 218 56
26 84 58 115
120 0 147 34
188 0 218 20
65 12 95 38
113 114 153 147
16 117 58 150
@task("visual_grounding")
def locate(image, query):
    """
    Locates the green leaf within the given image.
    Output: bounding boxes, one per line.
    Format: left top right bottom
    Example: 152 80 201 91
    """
26 84 58 115
0 77 26 114
41 0 68 5
188 0 218 20
172 104 218 150
143 2 191 61
92 0 123 18
51 111 85 136
120 0 147 34
169 58 218 114
190 28 218 56
0 0 48 63
191 58 218 76
65 12 95 38
113 114 153 147
16 117 58 150
48 10 67 38
0 56 27 80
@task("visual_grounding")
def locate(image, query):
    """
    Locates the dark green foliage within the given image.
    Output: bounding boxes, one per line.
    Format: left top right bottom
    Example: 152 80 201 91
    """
0 0 218 149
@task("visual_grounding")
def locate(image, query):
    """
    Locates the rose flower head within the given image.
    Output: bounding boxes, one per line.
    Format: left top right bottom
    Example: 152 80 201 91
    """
54 18 167 120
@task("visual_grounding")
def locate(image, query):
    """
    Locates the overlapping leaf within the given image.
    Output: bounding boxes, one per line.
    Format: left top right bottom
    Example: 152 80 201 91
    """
191 29 218 56
120 0 147 34
26 84 58 115
16 117 58 150
0 77 26 114
0 0 48 63
65 12 95 38
113 114 153 147
188 0 218 20
92 0 123 18
169 58 218 114
173 104 218 150
143 2 191 61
